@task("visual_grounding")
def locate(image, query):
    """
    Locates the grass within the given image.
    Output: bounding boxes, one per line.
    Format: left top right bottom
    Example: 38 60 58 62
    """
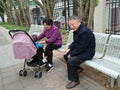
0 22 68 44
60 29 69 44
0 22 29 32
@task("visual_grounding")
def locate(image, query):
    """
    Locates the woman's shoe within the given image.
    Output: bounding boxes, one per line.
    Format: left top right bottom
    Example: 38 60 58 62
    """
46 64 54 72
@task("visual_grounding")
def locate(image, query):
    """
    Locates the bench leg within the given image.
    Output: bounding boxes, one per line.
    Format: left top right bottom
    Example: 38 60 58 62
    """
108 77 115 87
118 77 120 87
110 78 115 87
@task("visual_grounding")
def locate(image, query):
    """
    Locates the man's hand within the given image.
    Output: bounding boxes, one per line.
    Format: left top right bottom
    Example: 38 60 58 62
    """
63 49 70 54
68 54 71 58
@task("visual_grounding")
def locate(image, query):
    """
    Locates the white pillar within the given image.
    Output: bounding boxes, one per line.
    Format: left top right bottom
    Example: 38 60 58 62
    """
94 0 108 33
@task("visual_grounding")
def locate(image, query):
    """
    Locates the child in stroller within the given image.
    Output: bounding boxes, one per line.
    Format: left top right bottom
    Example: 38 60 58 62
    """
27 34 45 67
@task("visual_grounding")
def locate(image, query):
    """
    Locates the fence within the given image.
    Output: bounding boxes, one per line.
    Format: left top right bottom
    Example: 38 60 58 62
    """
54 0 78 30
106 0 120 34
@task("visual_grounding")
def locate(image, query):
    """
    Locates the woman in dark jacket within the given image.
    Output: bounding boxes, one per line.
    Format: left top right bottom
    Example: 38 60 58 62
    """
64 16 95 89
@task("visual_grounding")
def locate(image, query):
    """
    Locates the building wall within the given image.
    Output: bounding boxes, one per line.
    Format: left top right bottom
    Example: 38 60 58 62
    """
94 0 108 33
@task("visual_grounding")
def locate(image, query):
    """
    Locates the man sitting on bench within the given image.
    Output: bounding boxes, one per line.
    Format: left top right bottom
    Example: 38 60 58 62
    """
63 16 96 89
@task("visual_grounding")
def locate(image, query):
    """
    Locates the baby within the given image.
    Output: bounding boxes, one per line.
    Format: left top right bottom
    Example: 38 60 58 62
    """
32 34 43 48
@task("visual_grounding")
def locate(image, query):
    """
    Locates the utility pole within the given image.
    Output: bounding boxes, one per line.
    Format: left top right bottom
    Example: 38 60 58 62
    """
67 0 70 30
73 0 78 16
64 0 67 30
67 0 70 17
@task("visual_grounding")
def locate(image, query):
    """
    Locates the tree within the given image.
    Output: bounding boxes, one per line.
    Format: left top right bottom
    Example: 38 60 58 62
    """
0 0 5 22
78 0 99 30
0 0 31 26
0 0 14 23
34 0 55 19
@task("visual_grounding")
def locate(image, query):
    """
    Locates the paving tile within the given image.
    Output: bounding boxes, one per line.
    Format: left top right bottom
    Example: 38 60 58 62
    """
0 38 9 46
1 68 17 79
0 32 9 46
0 77 3 87
2 73 19 85
0 44 23 69
1 66 14 73
4 80 23 90
24 84 45 90
0 86 4 90
20 76 41 88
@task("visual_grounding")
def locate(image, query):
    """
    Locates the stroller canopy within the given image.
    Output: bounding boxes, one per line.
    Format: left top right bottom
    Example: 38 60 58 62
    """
12 31 37 59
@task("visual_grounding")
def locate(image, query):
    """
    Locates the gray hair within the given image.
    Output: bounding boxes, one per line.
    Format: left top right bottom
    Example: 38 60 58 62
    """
68 16 81 22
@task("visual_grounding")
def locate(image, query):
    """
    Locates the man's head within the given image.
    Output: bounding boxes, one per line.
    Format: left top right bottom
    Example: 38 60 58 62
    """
68 16 81 31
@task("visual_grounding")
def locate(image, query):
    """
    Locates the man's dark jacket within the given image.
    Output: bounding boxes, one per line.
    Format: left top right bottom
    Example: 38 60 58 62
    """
69 23 96 60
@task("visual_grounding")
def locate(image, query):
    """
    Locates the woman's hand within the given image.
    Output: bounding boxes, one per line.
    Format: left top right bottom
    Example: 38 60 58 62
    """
39 40 46 44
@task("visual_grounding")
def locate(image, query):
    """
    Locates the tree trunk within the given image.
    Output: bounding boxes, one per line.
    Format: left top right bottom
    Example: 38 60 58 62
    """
34 0 55 19
0 0 31 26
87 0 95 30
18 0 28 26
0 0 14 23
78 0 83 20
0 12 5 22
11 1 22 25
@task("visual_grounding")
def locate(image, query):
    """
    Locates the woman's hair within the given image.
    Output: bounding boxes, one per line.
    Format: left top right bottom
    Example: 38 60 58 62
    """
43 18 53 26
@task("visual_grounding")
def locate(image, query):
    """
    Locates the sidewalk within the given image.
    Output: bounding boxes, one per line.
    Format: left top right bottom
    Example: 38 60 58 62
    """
0 26 108 90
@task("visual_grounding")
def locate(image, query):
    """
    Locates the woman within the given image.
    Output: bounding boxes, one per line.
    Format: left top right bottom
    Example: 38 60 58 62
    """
37 18 62 72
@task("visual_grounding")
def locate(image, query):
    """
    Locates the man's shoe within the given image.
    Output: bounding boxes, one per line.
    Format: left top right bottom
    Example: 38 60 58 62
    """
77 67 83 74
46 64 54 72
66 81 80 89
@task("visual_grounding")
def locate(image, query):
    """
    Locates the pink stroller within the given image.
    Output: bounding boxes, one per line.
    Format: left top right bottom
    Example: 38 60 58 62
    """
9 30 42 78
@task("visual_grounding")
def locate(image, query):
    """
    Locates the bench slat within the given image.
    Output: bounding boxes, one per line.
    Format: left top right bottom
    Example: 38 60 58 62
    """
103 35 120 65
85 59 120 78
85 34 120 87
28 24 44 35
58 30 73 52
93 32 109 58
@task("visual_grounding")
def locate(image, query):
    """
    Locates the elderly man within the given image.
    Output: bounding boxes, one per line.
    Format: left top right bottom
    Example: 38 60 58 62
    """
64 16 96 89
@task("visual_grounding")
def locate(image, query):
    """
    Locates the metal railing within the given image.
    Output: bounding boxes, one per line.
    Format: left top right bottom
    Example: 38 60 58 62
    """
106 0 120 34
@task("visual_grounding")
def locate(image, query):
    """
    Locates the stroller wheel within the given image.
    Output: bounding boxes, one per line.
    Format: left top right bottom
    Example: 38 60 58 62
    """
34 71 42 78
19 70 27 77
37 71 42 78
23 70 27 77
19 70 23 76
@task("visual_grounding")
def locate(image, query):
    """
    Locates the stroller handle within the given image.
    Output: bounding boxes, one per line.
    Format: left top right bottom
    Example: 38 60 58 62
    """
8 30 34 43
9 30 27 38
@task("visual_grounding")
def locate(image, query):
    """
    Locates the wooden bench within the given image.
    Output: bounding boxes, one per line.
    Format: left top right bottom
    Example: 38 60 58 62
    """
85 34 120 87
28 24 44 35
